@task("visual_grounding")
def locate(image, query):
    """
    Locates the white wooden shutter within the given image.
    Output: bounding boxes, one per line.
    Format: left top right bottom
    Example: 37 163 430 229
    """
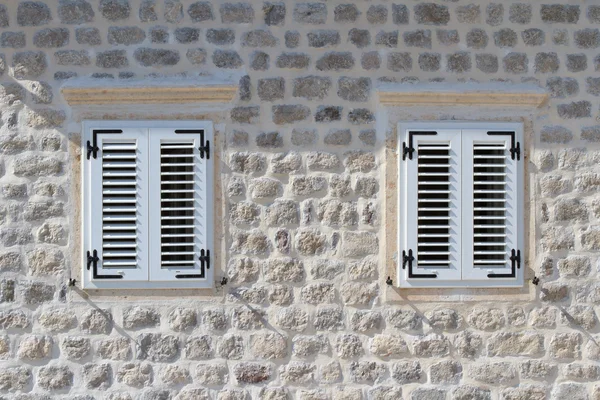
461 129 522 285
401 129 462 286
88 128 149 283
148 127 212 286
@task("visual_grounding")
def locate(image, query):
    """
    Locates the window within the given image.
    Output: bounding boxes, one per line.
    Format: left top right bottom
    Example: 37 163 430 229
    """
82 121 213 289
398 122 523 288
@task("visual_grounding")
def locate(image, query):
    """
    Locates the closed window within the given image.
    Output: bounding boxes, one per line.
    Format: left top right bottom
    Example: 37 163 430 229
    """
82 121 213 289
398 123 523 288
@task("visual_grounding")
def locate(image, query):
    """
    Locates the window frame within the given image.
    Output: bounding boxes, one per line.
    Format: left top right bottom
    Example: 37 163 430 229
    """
397 121 524 289
81 120 214 290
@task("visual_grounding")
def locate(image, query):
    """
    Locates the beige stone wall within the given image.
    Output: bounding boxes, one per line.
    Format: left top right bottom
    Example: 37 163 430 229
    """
1 0 600 399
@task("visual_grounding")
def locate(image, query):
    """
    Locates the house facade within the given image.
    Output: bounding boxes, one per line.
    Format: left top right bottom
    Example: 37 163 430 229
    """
1 0 600 399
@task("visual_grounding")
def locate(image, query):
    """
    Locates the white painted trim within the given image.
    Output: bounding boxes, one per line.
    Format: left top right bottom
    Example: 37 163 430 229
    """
397 121 524 289
82 120 214 290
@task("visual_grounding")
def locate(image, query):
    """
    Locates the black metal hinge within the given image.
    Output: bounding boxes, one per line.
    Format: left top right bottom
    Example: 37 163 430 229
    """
87 250 123 279
402 131 437 161
87 129 123 160
488 249 520 278
403 249 437 279
175 129 210 160
487 131 520 161
176 249 210 279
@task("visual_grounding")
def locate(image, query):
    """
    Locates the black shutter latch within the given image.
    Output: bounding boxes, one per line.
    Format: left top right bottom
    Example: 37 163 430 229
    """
199 140 210 160
87 250 123 279
176 249 210 279
402 249 414 269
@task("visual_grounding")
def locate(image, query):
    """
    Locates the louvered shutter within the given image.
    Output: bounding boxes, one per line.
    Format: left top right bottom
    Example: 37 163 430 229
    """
148 127 212 286
88 128 149 283
401 129 462 286
461 129 522 284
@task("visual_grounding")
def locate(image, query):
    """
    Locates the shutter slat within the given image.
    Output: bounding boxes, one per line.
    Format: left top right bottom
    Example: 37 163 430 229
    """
156 139 200 275
415 141 458 274
465 138 514 277
100 138 141 274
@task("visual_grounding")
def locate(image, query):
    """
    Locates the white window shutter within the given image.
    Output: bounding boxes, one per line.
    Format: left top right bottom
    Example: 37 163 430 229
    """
87 128 149 284
148 127 212 287
401 129 462 287
461 129 522 285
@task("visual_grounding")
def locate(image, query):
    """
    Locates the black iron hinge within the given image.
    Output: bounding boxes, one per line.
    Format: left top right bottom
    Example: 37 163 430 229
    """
176 249 210 279
87 130 123 160
86 250 123 279
402 131 437 161
402 249 437 279
175 129 210 159
488 249 520 278
487 131 520 161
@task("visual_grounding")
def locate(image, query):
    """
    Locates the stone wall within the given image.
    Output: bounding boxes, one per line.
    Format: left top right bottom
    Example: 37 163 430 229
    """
1 0 600 399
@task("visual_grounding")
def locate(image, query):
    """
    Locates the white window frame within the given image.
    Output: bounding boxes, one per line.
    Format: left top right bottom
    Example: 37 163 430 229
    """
398 121 524 288
82 120 214 289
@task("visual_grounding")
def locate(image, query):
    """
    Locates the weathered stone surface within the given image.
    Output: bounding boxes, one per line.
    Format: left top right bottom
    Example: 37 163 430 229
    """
12 51 47 79
34 28 69 48
522 29 545 46
38 365 73 390
18 335 52 360
137 333 179 362
61 336 91 360
376 30 399 47
425 308 460 330
535 52 559 73
469 362 517 385
0 367 31 391
249 177 281 199
542 5 579 23
293 76 330 100
362 51 382 70
468 308 505 331
388 52 412 72
108 27 146 45
452 386 492 400
0 310 30 330
18 1 52 26
414 3 450 25
552 384 588 400
250 332 287 359
39 308 76 332
487 332 545 357
369 334 409 358
1 32 26 48
234 362 270 384
99 0 130 21
76 27 101 44
135 48 180 67
558 101 592 119
337 77 371 101
273 105 310 124
83 363 112 389
184 335 212 360
467 29 488 49
317 52 354 71
342 231 378 257
257 77 284 102
188 1 213 21
123 306 160 329
117 363 153 388
256 130 283 148
392 361 422 384
293 3 326 24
